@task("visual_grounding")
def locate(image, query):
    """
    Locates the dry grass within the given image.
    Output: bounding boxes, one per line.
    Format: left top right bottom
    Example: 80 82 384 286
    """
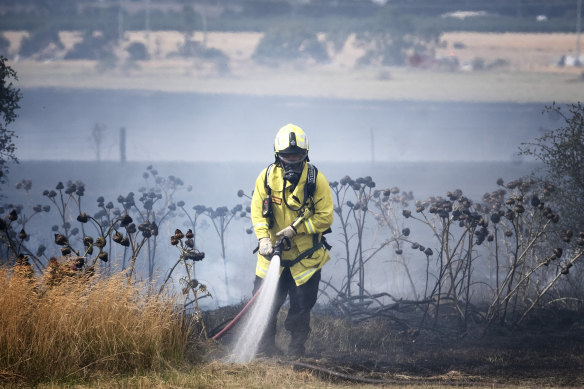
31 361 518 389
437 32 583 71
0 266 189 386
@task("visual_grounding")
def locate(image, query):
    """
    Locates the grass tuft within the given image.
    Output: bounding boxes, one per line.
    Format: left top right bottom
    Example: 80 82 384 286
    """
0 267 189 385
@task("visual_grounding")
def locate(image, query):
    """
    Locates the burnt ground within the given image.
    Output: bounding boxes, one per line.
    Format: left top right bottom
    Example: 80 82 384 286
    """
202 305 584 387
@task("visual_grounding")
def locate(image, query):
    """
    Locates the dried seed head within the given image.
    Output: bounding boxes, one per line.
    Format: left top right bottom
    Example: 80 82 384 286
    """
61 247 71 256
113 231 123 243
19 229 27 240
553 248 563 258
120 214 133 227
402 210 411 218
237 189 245 197
150 223 158 236
95 236 106 248
98 252 108 262
186 250 205 261
402 228 410 237
126 223 137 234
416 205 425 213
185 239 194 248
496 177 504 186
411 242 419 250
186 229 194 239
8 209 17 221
395 249 403 255
490 213 501 224
418 245 425 252
487 234 494 242
120 238 130 247
56 182 64 190
170 236 179 246
83 236 94 246
424 247 433 256
54 233 68 246
77 212 89 223
174 229 184 240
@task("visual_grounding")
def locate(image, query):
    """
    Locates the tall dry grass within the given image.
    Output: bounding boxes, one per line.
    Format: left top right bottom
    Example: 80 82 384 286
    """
0 266 189 385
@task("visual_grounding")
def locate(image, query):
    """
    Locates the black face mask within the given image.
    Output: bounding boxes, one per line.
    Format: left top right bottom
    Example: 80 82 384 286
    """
282 160 304 186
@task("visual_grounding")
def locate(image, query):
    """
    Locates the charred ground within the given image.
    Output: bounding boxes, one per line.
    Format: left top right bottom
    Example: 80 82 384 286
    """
204 304 584 387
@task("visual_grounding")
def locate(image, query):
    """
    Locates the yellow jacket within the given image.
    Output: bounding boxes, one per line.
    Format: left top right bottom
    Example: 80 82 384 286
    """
251 162 334 286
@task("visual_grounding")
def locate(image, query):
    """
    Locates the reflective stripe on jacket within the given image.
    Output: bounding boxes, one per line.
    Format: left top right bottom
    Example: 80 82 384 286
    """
251 162 334 286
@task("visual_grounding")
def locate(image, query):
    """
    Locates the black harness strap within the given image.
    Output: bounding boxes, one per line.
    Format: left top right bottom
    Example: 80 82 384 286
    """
260 162 331 263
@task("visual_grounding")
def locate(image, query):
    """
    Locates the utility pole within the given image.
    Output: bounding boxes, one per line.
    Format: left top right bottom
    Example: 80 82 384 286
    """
120 127 126 164
370 127 375 164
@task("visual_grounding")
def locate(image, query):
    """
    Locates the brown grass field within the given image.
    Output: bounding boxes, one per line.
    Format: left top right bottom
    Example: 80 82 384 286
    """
4 31 584 102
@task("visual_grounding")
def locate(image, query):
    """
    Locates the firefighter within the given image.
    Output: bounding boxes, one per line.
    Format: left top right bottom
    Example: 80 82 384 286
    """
250 123 334 357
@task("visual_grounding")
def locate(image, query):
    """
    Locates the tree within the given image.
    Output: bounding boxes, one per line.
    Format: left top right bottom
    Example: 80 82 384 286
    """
0 56 20 186
354 5 440 67
520 102 584 230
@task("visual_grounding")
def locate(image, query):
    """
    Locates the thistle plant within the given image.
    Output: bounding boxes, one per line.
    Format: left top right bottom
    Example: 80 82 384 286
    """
0 180 50 270
204 203 247 302
165 228 209 337
330 176 407 304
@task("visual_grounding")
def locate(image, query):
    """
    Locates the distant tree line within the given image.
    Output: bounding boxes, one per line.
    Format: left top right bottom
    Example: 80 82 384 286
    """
0 0 580 33
0 0 580 70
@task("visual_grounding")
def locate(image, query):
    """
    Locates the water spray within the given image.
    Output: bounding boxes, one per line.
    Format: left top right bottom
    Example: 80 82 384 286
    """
212 208 312 344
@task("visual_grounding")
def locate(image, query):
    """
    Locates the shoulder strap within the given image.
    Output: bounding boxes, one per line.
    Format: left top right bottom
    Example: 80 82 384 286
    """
305 163 318 198
264 163 275 195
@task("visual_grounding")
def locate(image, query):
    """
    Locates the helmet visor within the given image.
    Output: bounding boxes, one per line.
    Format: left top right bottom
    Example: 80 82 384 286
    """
279 152 307 164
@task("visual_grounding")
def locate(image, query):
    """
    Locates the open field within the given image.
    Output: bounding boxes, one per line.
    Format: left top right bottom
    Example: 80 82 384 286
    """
5 31 584 102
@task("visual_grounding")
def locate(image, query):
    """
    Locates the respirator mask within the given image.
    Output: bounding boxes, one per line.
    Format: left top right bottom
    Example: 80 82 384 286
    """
279 152 307 186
